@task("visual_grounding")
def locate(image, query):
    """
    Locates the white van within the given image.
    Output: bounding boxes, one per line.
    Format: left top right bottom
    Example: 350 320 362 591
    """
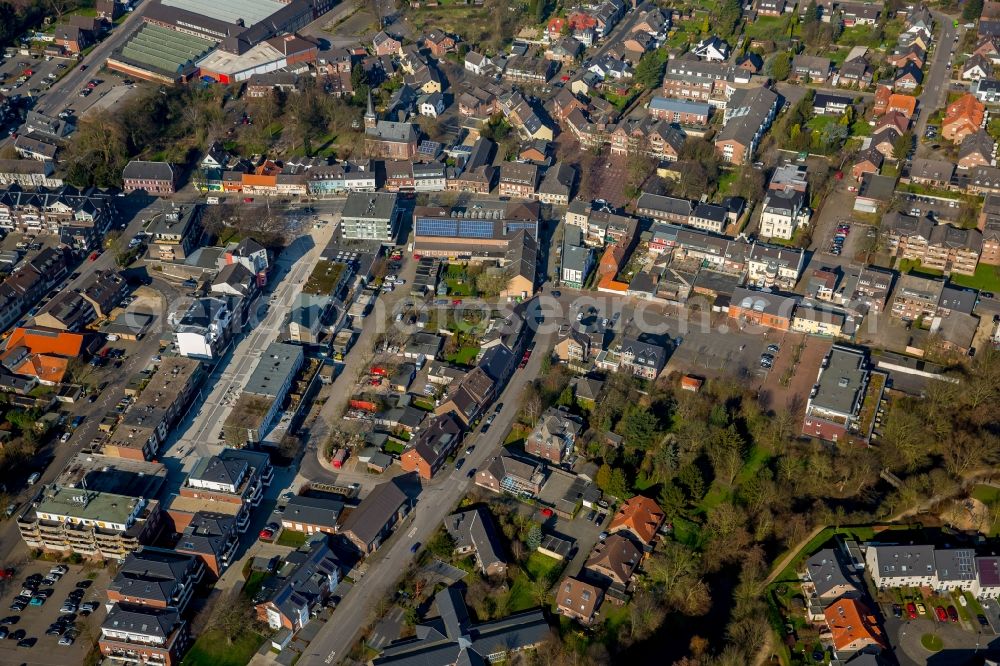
27 472 40 485
206 196 220 205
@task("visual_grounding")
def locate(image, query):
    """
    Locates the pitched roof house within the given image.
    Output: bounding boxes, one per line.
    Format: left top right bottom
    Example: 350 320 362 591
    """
445 508 507 576
608 495 664 547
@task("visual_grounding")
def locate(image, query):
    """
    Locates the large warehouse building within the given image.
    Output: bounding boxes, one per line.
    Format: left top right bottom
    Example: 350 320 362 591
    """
107 0 331 83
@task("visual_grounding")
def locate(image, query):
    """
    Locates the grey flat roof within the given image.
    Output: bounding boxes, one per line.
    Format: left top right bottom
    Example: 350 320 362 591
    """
811 346 868 416
244 342 303 397
342 191 398 221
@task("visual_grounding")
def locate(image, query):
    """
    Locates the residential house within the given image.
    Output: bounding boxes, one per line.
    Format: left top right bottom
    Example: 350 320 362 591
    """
99 605 189 666
254 536 340 631
617 337 667 380
803 548 860 603
340 478 412 555
499 162 539 199
838 56 873 88
963 53 993 81
123 161 175 195
759 189 810 240
851 147 884 181
608 495 664 547
692 36 730 61
280 495 344 535
791 55 831 82
908 158 954 187
173 511 240 578
445 508 507 576
648 97 710 125
715 87 780 165
959 130 995 170
538 163 575 205
973 78 1000 104
525 407 583 465
890 273 946 320
476 450 546 497
400 414 463 480
107 548 204 613
556 576 604 625
943 94 987 143
584 533 641 588
372 586 549 665
824 598 888 656
894 61 923 91
934 548 977 592
747 243 804 289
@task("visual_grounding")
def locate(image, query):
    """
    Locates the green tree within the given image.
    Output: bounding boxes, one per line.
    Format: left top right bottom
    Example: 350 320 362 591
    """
893 130 914 161
658 482 687 517
607 468 631 499
556 385 575 408
617 406 661 451
525 523 542 551
964 0 984 20
595 463 613 491
634 48 667 89
771 52 791 81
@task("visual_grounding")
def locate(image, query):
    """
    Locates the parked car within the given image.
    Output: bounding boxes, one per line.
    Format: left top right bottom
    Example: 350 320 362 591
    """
947 605 958 622
906 602 917 619
935 605 947 622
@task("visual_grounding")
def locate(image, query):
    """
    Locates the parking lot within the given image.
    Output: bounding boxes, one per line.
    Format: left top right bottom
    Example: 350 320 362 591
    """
877 589 1000 665
759 334 831 413
0 561 108 664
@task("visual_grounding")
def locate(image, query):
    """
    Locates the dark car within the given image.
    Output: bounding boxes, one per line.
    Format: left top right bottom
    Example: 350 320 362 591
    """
45 625 64 636
410 542 420 553
17 637 35 648
948 605 959 622
978 614 990 627
551 290 561 297
892 603 902 618
74 580 92 589
466 468 476 478
0 616 19 626
455 458 465 470
0 627 7 640
9 629 25 640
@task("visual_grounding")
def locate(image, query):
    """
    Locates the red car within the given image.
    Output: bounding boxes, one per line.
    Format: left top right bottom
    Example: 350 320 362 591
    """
948 605 959 623
451 299 462 306
906 602 917 619
88 251 99 261
0 568 14 580
935 606 948 622
243 197 254 203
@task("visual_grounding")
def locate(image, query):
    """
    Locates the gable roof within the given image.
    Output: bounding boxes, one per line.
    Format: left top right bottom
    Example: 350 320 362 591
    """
445 507 506 573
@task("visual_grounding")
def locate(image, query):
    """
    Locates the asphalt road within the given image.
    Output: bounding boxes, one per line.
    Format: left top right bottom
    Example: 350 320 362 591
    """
33 3 151 117
303 300 555 665
913 12 959 143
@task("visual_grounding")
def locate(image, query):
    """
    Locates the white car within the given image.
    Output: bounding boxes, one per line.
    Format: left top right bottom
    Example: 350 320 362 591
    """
60 432 71 443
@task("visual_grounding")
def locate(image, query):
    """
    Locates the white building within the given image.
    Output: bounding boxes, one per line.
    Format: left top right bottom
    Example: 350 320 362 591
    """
759 189 811 240
865 545 937 589
171 297 235 360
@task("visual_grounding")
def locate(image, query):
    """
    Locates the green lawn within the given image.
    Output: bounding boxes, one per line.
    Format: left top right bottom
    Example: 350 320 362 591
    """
242 571 268 600
412 398 435 412
921 633 943 651
744 15 792 41
384 440 406 455
276 530 308 548
806 115 839 133
508 552 565 612
949 264 1000 292
181 629 267 666
898 258 944 278
445 345 480 366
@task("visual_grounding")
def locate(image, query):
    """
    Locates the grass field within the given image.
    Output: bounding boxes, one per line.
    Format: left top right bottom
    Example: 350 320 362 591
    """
949 264 1000 292
384 440 406 455
181 628 266 666
276 530 308 548
508 552 565 612
445 345 480 366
